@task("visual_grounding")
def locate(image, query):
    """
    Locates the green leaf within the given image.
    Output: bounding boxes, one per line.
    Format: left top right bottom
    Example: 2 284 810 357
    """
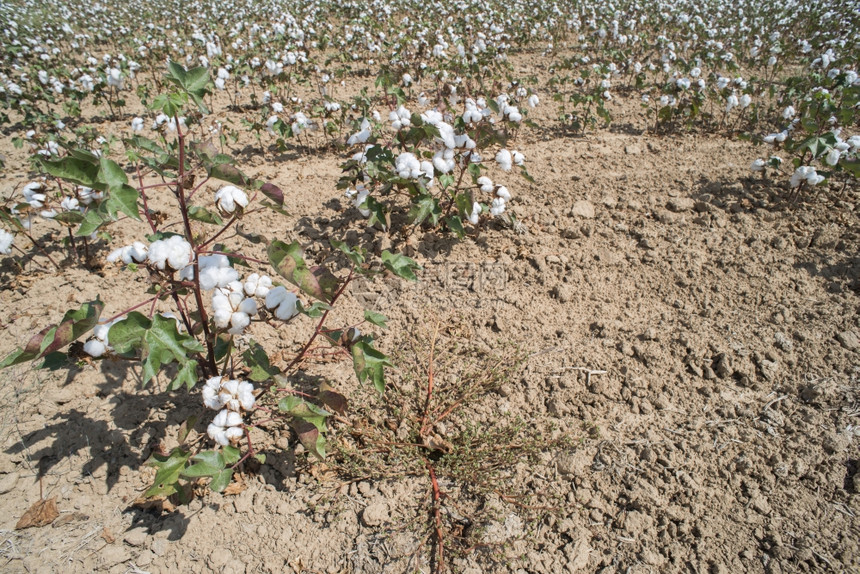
267 240 340 302
40 157 100 188
0 298 104 369
380 250 420 281
188 205 223 225
363 310 388 328
221 445 241 465
170 360 199 391
105 183 141 221
184 66 210 93
209 163 250 187
127 314 205 387
351 339 393 394
278 396 331 459
53 211 85 225
97 157 128 188
242 340 280 382
106 312 151 357
144 448 191 497
409 194 442 226
296 300 332 318
446 215 465 238
209 468 234 492
182 450 225 478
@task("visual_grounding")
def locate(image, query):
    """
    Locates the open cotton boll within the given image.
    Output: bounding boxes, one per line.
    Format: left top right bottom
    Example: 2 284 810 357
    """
495 149 513 171
243 273 273 298
214 185 249 214
490 197 506 216
22 182 46 208
477 176 494 193
467 202 481 225
435 122 456 149
83 339 106 358
147 236 193 271
203 376 227 410
208 409 245 446
131 117 144 132
528 94 539 107
750 159 766 172
0 229 13 255
107 241 149 265
433 149 456 174
347 118 371 145
265 286 299 320
496 186 512 201
511 150 525 166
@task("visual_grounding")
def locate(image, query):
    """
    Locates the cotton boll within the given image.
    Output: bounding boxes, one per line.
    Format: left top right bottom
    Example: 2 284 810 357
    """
750 159 766 172
527 94 539 107
131 117 144 132
214 185 249 214
83 339 106 358
265 286 299 320
825 148 841 166
22 182 46 208
490 197 506 216
496 186 512 201
477 176 494 193
495 149 513 171
203 376 226 410
511 150 525 166
243 273 273 298
148 236 192 271
467 202 481 225
228 311 250 334
0 229 13 255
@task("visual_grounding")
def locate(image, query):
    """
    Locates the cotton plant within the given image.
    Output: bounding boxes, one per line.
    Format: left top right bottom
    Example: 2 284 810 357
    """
339 78 535 237
0 62 408 498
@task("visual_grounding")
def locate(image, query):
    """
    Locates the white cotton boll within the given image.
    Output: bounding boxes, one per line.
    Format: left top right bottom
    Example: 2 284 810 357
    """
782 106 795 119
22 182 46 208
433 150 455 174
435 122 456 149
131 117 144 132
225 409 243 427
40 209 58 220
214 185 249 214
825 148 841 166
477 176 494 193
467 202 481 225
512 150 525 166
237 381 255 410
199 266 239 291
243 273 273 298
495 149 513 171
203 376 225 410
238 297 257 316
83 339 106 358
148 236 192 271
528 94 539 107
421 109 443 125
60 197 79 212
353 187 371 217
490 197 506 216
228 311 250 334
725 94 739 112
0 229 13 255
454 134 476 150
266 286 299 320
496 186 511 201
212 293 233 328
225 427 244 443
739 94 751 108
207 423 229 446
420 160 434 184
750 159 766 172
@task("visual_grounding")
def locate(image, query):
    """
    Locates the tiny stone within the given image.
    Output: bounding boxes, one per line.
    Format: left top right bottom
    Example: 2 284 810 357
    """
361 501 389 527
835 330 859 351
123 527 148 547
570 200 595 219
774 332 794 352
